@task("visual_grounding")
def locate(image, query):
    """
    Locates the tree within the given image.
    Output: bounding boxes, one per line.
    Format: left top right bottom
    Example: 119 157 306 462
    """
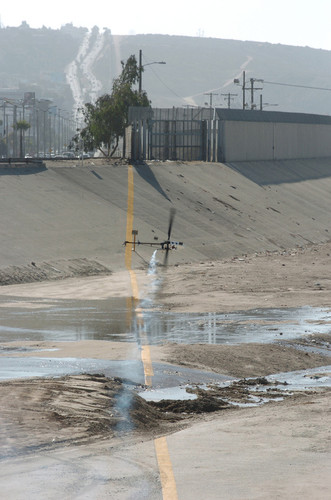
77 55 150 157
13 120 30 157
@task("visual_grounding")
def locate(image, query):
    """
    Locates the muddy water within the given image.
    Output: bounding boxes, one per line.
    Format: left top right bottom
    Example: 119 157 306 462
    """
0 296 330 345
0 294 330 402
1 265 330 387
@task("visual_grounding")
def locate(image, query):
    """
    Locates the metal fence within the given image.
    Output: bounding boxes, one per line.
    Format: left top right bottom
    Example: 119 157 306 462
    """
128 107 220 162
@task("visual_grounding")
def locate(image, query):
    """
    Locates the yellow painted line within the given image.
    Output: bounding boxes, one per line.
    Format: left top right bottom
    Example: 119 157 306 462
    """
129 269 140 304
125 165 153 386
125 166 178 500
125 165 134 270
154 437 179 500
141 344 154 382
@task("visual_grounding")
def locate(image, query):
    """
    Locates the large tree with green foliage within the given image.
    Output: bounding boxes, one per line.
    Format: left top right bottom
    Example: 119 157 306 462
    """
77 55 150 157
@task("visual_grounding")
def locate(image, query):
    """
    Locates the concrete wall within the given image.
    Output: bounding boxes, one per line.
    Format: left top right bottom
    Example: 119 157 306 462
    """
222 121 331 161
2 159 331 271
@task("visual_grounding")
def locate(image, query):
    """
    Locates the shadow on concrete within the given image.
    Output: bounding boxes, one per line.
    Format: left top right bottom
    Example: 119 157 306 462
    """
90 169 103 180
226 158 331 186
134 162 171 202
0 164 47 176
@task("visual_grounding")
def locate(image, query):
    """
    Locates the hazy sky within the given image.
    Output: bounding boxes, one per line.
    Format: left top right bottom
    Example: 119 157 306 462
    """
1 0 331 51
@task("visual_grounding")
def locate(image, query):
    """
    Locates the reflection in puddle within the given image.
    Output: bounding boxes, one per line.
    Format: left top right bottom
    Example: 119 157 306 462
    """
138 364 331 405
0 357 144 382
266 365 331 390
0 297 330 345
139 386 198 402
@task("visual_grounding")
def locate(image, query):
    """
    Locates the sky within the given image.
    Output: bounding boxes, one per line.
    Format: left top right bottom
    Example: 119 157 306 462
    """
1 0 331 51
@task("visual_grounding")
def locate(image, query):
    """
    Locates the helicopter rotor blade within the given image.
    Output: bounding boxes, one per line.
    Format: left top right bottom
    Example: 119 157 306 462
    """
164 244 169 266
164 208 176 266
167 208 176 241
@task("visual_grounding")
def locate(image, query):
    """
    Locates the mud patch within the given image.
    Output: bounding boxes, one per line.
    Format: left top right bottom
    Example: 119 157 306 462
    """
149 377 291 414
150 394 229 413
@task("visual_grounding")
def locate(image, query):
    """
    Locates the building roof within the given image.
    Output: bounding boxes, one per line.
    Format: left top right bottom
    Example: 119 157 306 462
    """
129 106 331 125
216 108 331 125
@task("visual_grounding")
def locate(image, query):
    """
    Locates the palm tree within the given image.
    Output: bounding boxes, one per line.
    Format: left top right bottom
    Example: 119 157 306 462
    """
14 120 31 157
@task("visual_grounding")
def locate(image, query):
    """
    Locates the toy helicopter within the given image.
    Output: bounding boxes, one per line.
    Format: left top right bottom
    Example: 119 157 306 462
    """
123 208 183 265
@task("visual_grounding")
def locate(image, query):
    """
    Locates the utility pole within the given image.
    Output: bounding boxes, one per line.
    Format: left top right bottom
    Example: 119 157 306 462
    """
13 104 17 157
249 78 264 110
259 94 278 110
204 92 218 108
235 73 264 110
234 71 248 109
2 100 6 140
221 93 238 109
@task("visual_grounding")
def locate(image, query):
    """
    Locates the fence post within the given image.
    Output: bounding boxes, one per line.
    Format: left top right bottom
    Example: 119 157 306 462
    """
201 120 207 161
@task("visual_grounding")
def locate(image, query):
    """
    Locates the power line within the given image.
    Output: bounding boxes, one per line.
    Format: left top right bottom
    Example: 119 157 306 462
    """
147 64 187 102
142 52 185 101
264 81 331 91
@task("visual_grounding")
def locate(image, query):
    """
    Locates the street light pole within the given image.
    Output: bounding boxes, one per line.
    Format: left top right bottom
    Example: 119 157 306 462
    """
138 49 166 93
139 49 143 94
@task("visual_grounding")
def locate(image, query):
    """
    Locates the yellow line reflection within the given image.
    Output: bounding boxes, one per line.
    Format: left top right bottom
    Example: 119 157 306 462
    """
126 166 177 500
125 165 153 386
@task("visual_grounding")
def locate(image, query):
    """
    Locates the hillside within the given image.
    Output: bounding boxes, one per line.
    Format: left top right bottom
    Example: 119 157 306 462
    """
0 25 331 116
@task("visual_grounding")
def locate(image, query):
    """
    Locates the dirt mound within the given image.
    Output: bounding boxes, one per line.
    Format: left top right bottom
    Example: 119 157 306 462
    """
0 371 307 461
160 341 331 378
0 374 181 460
0 258 111 286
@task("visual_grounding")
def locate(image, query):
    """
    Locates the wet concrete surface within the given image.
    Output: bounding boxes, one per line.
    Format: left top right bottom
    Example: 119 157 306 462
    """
0 355 234 389
0 296 330 344
0 293 330 397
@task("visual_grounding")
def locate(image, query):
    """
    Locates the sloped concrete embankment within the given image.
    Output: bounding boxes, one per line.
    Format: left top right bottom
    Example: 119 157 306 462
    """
0 158 330 282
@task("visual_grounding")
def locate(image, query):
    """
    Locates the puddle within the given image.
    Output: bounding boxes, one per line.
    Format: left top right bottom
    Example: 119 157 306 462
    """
0 297 330 345
139 386 198 402
0 297 133 342
138 363 331 406
0 356 235 386
223 394 285 408
266 365 331 390
0 261 330 386
0 357 144 382
138 365 331 405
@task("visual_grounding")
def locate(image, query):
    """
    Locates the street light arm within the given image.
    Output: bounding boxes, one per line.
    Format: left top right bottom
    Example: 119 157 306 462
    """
138 49 166 93
142 61 166 67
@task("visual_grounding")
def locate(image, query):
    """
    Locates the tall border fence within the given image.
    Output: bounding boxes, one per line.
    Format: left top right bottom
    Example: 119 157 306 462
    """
128 107 220 162
127 107 331 163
